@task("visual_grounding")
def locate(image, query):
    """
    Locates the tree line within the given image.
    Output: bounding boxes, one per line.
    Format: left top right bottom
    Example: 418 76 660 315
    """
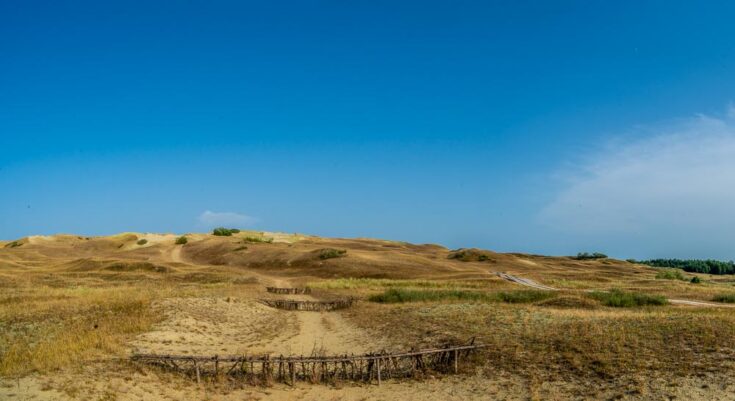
636 259 735 275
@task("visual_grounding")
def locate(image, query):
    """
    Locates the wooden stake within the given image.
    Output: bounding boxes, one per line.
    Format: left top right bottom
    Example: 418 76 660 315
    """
377 358 381 386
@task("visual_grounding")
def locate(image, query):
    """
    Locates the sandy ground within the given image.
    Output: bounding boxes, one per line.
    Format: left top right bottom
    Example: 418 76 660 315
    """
131 296 385 357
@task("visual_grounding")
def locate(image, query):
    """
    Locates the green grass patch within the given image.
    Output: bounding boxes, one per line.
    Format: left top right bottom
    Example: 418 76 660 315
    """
368 288 555 304
712 293 735 303
655 268 687 281
588 289 667 307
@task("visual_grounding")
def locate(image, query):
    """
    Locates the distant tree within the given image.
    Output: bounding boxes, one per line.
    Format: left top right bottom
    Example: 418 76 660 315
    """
638 259 735 275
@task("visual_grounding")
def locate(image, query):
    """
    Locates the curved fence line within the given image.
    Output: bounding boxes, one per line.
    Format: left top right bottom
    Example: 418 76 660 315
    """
259 298 354 311
266 287 312 294
131 340 483 385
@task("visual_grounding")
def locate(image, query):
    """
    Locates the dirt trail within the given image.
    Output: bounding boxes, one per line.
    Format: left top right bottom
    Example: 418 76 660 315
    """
496 272 735 308
131 273 385 357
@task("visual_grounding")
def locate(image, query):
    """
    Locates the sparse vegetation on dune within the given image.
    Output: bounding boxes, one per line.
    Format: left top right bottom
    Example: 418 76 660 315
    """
175 236 188 245
136 238 148 245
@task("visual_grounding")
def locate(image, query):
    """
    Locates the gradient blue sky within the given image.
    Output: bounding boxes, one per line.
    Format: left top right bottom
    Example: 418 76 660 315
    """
3 1 735 259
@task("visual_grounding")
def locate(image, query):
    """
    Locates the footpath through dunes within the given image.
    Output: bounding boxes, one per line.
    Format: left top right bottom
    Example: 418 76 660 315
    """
131 282 388 358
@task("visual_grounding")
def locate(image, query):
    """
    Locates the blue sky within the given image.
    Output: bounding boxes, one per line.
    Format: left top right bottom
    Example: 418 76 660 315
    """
3 1 735 259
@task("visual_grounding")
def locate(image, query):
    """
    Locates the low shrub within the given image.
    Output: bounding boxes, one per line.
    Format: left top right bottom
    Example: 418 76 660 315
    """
575 252 608 260
589 289 667 307
175 236 188 245
690 276 702 284
136 239 148 245
318 248 347 260
712 293 735 303
4 241 22 248
655 269 687 281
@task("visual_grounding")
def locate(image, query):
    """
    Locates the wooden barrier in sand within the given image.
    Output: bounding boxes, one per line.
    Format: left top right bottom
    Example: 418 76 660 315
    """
259 298 354 311
265 287 312 295
131 340 482 386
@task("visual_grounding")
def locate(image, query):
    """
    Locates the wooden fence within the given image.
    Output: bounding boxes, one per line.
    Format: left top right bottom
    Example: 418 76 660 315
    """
131 340 483 386
266 287 312 294
259 298 354 311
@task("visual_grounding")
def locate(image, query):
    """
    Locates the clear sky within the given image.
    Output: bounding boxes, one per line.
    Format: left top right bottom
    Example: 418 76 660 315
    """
3 1 735 260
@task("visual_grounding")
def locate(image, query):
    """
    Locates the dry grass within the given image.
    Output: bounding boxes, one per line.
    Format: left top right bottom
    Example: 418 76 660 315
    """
0 285 161 376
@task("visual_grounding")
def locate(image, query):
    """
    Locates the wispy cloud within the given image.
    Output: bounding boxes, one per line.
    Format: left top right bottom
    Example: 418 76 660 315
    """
540 108 735 259
198 210 257 228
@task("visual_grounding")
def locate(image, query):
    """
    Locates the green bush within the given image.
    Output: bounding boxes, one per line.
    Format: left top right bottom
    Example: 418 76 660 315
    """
712 293 735 303
655 269 687 281
690 276 702 284
575 252 608 260
318 248 347 260
589 289 667 307
175 236 188 245
4 241 22 248
368 289 555 304
626 259 637 263
136 239 148 245
212 227 235 236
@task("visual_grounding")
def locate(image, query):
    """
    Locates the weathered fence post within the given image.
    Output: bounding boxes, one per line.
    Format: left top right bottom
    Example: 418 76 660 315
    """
377 358 382 386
